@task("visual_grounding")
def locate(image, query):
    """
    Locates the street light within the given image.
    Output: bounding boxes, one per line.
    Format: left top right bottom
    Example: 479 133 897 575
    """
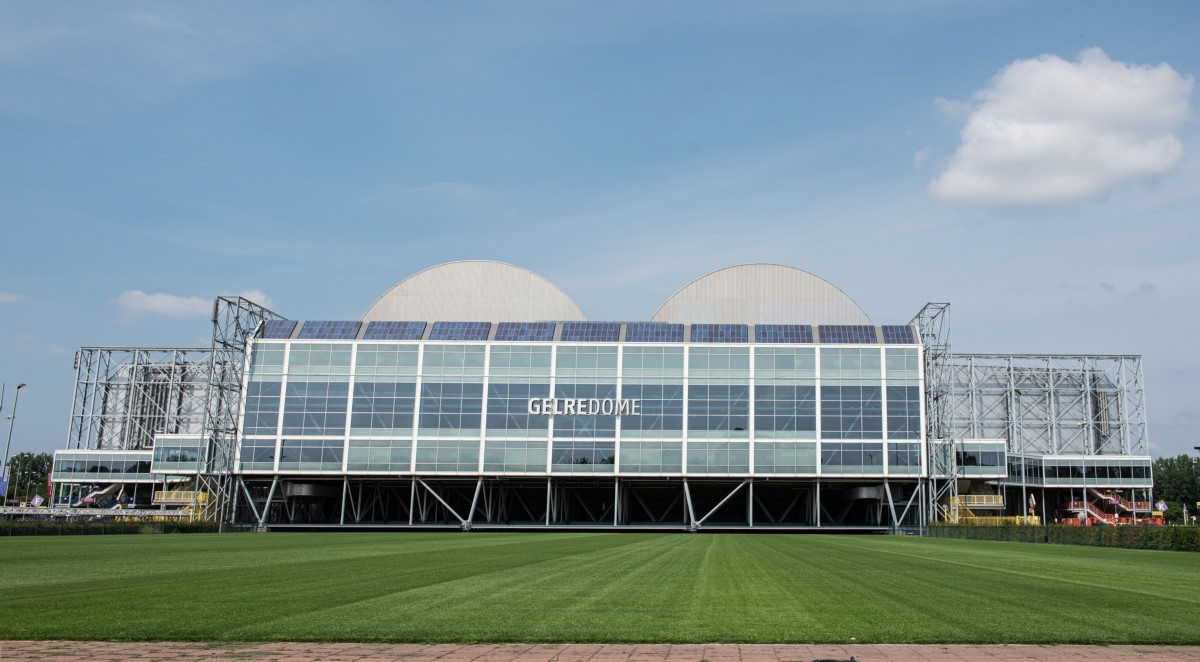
2 383 26 505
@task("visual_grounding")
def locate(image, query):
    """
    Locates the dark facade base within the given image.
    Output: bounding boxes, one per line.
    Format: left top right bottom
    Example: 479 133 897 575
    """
232 476 927 530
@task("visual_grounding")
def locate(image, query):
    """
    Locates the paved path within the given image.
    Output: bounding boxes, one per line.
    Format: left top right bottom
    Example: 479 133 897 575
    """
2 642 1199 662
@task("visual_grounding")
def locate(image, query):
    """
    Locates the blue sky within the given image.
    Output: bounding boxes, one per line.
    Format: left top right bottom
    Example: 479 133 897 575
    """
1 2 1198 457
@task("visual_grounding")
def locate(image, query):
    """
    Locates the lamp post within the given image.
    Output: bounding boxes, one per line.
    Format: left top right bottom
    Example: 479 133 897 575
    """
2 383 26 505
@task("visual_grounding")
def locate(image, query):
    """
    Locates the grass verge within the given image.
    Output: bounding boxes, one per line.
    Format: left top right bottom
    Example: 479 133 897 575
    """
0 532 1196 644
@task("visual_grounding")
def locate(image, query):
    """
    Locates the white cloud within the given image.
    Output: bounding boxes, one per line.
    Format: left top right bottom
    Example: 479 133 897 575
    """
929 48 1193 208
116 289 273 318
0 292 29 303
228 289 275 310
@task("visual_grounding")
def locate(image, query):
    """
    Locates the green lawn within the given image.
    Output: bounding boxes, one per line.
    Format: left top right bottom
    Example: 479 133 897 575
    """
0 532 1196 644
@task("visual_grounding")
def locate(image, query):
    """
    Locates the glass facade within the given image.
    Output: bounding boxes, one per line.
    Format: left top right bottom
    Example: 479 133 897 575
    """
52 451 155 482
236 338 927 477
150 436 204 474
1007 454 1152 487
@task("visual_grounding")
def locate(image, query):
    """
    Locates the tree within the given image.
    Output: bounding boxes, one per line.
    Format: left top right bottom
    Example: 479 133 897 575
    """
1152 454 1200 524
4 451 52 503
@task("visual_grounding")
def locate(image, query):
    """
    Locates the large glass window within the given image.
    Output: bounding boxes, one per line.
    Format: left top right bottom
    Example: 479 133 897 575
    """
486 382 551 437
489 345 552 378
483 440 547 472
619 441 682 473
820 348 882 380
350 382 416 435
957 441 1005 477
622 347 684 378
551 441 615 473
620 383 683 437
552 383 617 438
417 382 483 435
754 347 816 380
347 439 412 472
688 383 749 438
886 385 921 440
287 343 352 376
422 345 485 378
687 441 750 474
688 347 750 379
238 439 276 471
820 385 882 439
281 381 349 436
242 381 282 435
355 344 418 377
415 440 480 472
555 346 618 379
51 452 154 481
247 343 285 377
884 348 920 380
754 442 817 474
888 443 922 475
754 384 816 438
278 439 343 471
151 438 203 473
821 442 884 474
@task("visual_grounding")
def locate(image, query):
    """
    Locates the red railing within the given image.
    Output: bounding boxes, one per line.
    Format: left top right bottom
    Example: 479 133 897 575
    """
1089 489 1150 512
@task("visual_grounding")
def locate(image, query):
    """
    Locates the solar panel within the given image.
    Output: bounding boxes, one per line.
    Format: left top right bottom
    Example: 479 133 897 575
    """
260 320 297 339
818 325 879 344
560 322 621 342
690 324 748 343
296 321 361 340
881 325 917 344
754 324 814 344
494 322 555 341
625 322 684 343
362 321 427 341
429 321 491 341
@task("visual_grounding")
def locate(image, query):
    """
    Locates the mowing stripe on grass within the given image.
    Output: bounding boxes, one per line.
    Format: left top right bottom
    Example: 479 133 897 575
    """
0 532 1196 644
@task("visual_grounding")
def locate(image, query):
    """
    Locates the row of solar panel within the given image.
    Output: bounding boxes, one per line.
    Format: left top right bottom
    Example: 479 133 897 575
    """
262 320 918 344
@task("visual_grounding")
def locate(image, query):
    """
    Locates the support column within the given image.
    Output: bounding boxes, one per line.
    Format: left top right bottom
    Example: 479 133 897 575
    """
409 479 416 526
748 480 754 528
613 477 619 527
467 477 483 529
816 479 821 528
340 477 348 526
257 477 279 529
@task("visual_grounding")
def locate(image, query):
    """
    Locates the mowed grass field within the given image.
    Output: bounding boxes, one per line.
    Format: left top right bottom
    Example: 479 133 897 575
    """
1 532 1197 644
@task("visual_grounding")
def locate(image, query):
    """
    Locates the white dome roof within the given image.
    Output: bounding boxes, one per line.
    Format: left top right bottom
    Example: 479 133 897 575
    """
652 263 872 325
362 260 585 322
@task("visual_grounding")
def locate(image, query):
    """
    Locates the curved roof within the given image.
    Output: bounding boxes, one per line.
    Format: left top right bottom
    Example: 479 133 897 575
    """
651 263 873 325
362 260 586 323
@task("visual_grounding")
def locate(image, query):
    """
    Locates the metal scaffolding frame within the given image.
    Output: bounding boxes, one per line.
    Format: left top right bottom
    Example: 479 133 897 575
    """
195 296 283 523
911 303 955 523
911 302 1150 524
943 354 1149 457
66 347 213 451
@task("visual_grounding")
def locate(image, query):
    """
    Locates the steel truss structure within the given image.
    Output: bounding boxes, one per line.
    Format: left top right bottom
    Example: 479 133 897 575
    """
911 302 1151 524
196 296 282 523
911 303 956 522
67 347 213 451
943 354 1149 457
231 476 926 531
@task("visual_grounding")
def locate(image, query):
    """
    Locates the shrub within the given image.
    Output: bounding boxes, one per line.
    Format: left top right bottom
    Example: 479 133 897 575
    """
928 524 1200 551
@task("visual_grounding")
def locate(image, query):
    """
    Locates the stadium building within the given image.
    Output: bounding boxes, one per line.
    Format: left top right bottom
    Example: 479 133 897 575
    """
43 262 1155 530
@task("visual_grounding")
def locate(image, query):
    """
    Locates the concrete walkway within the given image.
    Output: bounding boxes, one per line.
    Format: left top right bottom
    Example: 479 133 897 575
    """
2 642 1199 662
